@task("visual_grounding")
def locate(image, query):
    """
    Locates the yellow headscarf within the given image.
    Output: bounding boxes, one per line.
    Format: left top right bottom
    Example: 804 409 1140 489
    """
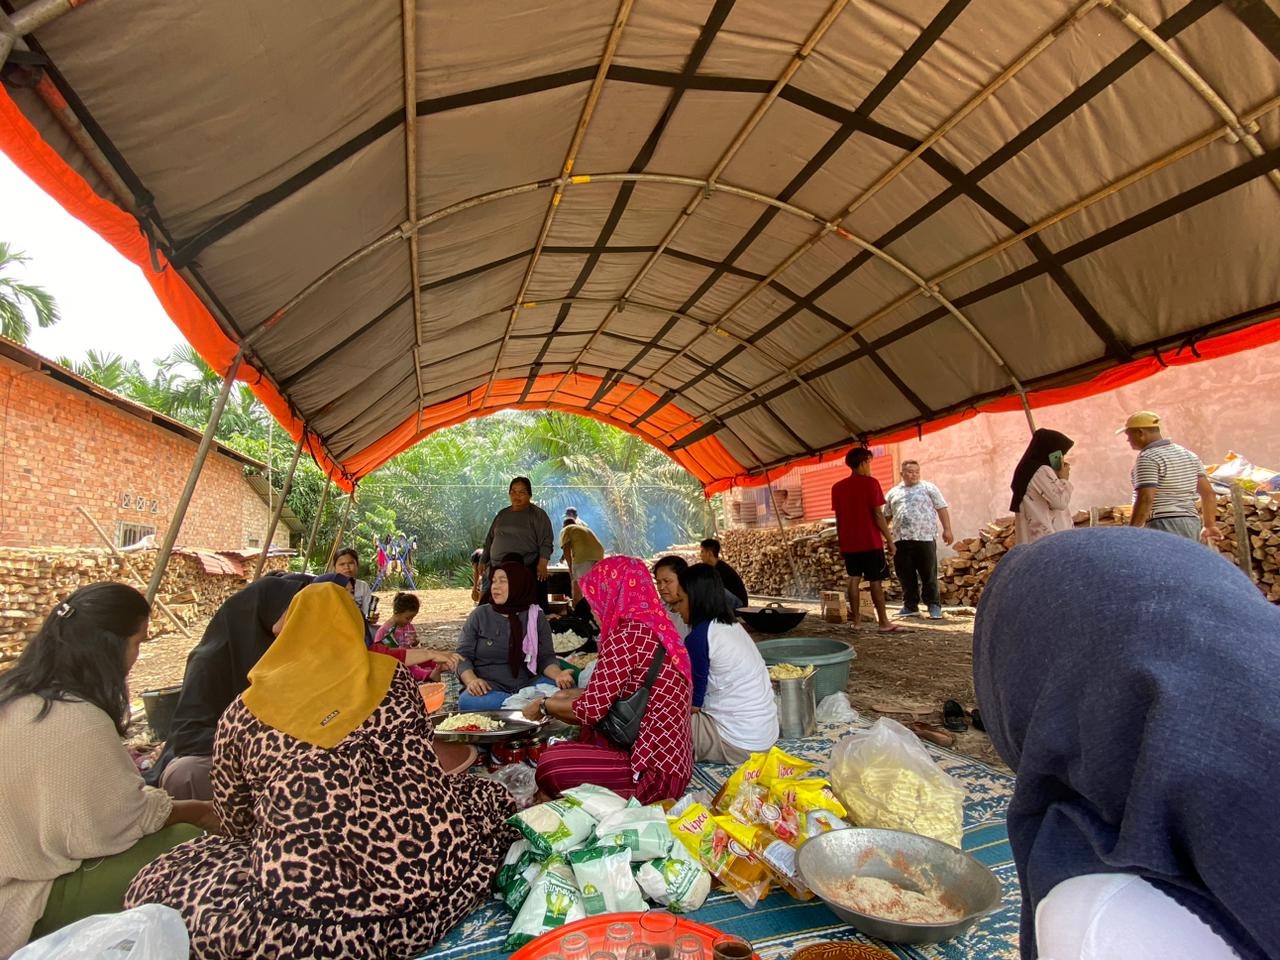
242 582 396 749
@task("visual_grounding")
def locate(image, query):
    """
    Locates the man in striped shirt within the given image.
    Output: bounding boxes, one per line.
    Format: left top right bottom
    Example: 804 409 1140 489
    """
1120 411 1222 543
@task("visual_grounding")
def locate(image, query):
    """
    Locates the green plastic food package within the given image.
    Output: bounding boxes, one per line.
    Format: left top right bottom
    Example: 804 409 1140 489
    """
633 839 712 913
508 794 597 858
593 801 674 861
561 783 629 821
567 844 646 915
495 838 542 912
504 855 586 949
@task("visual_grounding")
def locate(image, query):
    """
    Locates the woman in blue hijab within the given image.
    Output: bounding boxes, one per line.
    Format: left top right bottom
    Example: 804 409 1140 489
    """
974 527 1280 960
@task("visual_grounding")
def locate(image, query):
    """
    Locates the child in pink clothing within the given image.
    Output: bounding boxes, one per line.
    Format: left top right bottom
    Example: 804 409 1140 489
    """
370 593 459 682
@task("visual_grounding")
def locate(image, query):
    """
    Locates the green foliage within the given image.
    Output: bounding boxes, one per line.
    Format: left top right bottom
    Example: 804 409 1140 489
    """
59 343 713 574
0 242 60 344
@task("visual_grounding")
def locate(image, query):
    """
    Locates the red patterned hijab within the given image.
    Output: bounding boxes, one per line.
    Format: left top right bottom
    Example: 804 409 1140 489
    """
581 556 692 680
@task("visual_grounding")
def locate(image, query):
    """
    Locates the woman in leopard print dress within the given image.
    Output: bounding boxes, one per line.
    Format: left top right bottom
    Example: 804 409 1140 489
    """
125 582 515 959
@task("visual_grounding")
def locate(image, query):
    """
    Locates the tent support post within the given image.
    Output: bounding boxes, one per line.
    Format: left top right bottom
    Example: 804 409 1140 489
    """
146 353 242 604
254 431 305 579
1019 390 1037 434
0 0 87 69
325 491 356 572
766 475 803 597
300 475 332 574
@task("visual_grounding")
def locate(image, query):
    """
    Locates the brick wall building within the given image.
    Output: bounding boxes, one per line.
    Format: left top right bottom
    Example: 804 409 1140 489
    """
0 339 294 551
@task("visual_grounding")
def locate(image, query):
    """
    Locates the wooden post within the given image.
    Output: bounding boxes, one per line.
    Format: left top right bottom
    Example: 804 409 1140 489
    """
300 475 332 574
77 507 192 638
146 354 242 604
1088 506 1099 527
1231 484 1257 581
254 431 306 578
766 475 802 597
325 490 356 571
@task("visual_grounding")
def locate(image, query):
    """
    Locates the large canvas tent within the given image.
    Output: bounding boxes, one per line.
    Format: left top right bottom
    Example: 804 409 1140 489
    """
2 0 1278 496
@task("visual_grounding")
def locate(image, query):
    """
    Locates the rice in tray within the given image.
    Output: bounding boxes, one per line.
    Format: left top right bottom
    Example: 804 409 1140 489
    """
436 713 505 733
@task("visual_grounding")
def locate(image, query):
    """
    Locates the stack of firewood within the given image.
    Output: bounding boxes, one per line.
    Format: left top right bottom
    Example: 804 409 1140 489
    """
939 494 1279 606
0 547 289 665
663 522 900 599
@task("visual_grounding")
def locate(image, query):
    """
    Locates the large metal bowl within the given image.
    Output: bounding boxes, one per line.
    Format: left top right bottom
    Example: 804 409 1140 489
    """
428 709 547 744
797 828 1001 944
737 602 807 633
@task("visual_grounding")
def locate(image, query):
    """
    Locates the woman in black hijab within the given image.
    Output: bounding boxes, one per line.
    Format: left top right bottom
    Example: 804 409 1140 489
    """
1009 428 1074 546
157 574 312 799
974 527 1280 960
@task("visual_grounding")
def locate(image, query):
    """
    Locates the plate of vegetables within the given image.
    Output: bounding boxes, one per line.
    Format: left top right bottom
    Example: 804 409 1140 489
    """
429 709 547 743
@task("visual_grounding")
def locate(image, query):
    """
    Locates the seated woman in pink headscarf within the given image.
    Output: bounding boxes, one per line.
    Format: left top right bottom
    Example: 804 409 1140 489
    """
524 557 692 804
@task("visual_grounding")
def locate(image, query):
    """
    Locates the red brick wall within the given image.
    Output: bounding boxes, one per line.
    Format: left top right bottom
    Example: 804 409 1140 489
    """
0 360 287 550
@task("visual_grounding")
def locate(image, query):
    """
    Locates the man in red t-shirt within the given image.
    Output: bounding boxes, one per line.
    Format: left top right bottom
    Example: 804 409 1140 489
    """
832 448 908 633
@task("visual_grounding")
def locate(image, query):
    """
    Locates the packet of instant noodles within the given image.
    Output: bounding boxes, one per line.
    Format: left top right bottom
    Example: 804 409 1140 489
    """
504 855 586 949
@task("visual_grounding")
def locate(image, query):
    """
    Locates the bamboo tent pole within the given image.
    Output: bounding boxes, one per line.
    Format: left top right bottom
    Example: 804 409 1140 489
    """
146 354 242 605
326 490 357 571
254 431 306 579
300 475 332 574
77 506 192 638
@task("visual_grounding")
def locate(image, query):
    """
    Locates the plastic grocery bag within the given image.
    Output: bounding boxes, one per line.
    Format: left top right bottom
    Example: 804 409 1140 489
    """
816 692 860 723
13 904 188 960
830 717 965 847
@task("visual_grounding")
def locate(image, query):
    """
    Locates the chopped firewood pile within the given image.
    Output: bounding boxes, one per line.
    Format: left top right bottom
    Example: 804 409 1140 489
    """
0 547 289 665
941 492 1279 607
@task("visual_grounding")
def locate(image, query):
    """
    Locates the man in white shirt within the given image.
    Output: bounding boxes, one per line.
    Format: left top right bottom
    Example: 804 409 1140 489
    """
883 460 952 620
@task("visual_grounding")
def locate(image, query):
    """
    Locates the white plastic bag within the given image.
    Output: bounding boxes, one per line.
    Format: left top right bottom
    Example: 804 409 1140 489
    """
830 717 965 847
816 692 860 723
13 904 188 960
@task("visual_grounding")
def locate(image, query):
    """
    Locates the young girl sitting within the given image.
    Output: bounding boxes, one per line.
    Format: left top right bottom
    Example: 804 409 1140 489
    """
371 593 460 682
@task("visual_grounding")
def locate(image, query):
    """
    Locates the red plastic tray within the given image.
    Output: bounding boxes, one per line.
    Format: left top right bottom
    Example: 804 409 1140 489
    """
510 911 761 959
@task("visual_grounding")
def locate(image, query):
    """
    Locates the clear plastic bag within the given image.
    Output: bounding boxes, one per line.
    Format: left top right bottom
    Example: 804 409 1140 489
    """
13 904 188 959
830 717 965 847
490 763 537 809
816 691 860 723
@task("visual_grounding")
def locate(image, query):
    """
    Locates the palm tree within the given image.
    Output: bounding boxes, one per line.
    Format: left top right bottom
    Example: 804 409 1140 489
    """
0 242 59 344
55 350 141 392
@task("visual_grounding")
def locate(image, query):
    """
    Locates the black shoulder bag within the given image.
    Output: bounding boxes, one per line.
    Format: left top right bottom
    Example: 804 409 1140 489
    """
595 643 666 748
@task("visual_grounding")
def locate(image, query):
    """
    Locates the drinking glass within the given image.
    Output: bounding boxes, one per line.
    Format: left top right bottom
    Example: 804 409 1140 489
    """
639 909 678 957
604 921 636 959
674 934 706 960
624 948 658 960
711 935 753 960
561 931 592 960
590 954 617 960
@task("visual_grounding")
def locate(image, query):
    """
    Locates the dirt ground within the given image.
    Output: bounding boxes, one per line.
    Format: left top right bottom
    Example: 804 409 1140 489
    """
130 587 1004 770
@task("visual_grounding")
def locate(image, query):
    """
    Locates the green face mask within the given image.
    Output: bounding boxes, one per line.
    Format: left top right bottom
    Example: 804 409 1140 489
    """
1048 451 1064 470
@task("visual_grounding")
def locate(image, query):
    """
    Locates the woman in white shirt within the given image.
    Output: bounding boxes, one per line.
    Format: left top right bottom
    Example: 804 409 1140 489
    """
974 528 1277 960
1010 428 1075 546
681 563 778 765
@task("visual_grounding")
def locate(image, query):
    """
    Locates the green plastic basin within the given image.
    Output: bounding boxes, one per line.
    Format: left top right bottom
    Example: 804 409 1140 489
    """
757 637 857 703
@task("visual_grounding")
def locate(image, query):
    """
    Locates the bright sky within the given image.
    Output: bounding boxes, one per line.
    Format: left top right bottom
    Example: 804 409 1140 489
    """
1 152 182 373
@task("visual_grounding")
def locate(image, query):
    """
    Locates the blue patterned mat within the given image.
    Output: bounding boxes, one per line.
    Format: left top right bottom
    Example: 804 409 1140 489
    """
422 720 1019 959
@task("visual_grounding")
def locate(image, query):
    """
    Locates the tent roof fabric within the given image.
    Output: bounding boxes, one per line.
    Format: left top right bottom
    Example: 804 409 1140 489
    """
2 0 1278 493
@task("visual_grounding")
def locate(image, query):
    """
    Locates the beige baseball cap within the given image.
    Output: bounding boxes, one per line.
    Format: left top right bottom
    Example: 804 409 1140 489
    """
1117 410 1162 433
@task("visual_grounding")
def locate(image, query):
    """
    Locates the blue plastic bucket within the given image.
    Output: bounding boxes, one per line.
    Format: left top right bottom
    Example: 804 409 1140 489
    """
756 637 857 703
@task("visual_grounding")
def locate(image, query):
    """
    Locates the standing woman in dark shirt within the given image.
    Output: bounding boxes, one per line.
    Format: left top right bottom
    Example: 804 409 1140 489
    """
480 477 554 611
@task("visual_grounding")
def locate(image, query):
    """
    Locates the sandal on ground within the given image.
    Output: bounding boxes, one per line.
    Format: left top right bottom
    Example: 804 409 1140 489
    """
877 623 913 634
905 721 956 748
942 699 968 732
970 707 986 732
